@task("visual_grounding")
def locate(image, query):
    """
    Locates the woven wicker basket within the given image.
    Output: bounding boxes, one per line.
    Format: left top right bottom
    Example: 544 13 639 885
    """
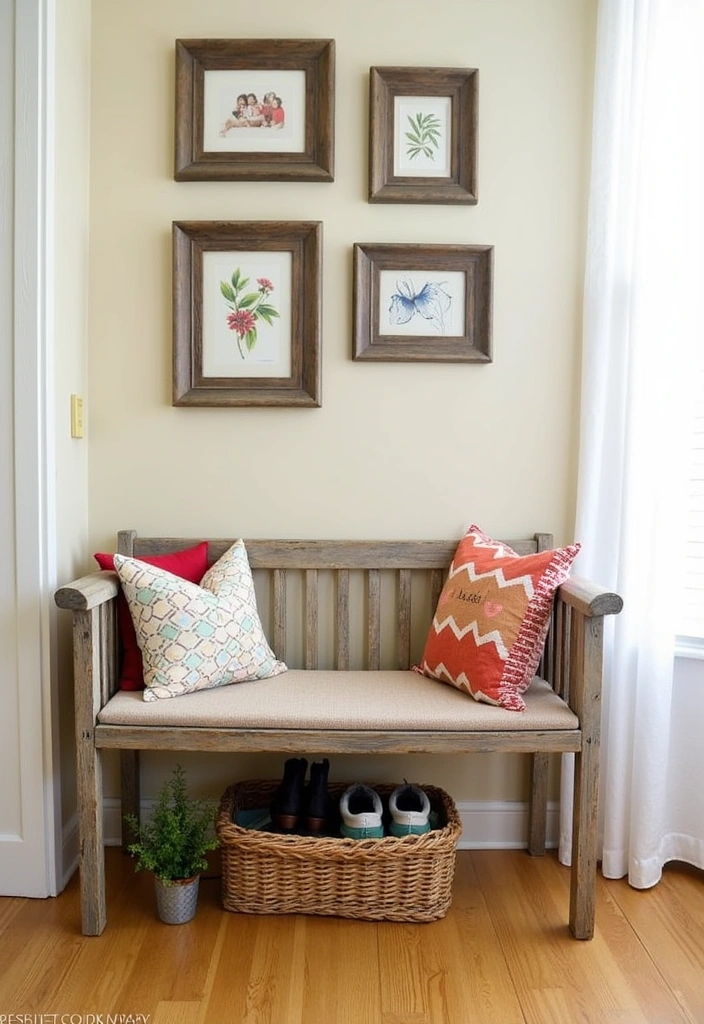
216 779 462 923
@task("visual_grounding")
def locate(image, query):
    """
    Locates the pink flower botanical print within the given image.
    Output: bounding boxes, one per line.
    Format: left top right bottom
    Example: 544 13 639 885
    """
220 269 280 358
226 309 257 336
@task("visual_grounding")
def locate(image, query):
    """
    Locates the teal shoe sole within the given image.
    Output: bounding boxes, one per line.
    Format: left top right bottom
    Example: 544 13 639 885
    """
340 824 384 840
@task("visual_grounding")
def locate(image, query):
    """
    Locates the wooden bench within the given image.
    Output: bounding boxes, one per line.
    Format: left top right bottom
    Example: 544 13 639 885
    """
54 530 623 938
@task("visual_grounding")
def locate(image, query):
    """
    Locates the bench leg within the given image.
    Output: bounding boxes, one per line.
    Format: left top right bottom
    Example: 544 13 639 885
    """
528 751 549 855
73 609 107 936
76 737 106 935
568 614 604 939
569 738 599 939
120 749 141 851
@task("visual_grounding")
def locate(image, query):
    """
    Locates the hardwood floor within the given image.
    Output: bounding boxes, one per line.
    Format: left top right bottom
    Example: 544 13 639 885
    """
0 848 702 1024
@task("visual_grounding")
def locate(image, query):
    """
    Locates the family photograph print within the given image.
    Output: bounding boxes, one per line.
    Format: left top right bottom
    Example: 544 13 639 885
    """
220 90 286 134
203 68 305 153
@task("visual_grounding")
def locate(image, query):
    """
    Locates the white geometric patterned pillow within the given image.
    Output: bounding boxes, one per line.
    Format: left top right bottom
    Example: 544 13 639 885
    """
113 541 287 701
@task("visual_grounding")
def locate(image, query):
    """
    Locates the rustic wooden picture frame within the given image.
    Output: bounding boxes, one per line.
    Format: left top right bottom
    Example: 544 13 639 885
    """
369 66 478 205
353 242 493 362
173 221 322 406
174 39 335 182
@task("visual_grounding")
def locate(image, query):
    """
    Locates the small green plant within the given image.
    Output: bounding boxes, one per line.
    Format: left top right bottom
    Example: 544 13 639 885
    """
124 764 219 885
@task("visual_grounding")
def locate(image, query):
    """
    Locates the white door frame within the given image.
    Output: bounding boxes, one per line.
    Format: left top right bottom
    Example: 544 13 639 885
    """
0 0 59 897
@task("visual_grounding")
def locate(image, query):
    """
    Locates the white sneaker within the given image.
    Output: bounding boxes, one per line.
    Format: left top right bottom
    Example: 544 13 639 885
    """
339 784 384 839
388 783 431 837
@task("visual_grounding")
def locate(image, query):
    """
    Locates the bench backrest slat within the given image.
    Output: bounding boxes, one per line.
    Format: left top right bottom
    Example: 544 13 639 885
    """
305 569 318 670
398 568 412 670
368 568 381 671
337 569 350 670
273 568 286 662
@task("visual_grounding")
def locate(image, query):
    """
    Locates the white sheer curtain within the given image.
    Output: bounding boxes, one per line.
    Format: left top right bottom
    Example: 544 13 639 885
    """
560 0 704 887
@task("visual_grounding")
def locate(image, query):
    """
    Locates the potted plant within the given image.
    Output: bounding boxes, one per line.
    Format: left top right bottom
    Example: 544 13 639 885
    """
124 763 219 924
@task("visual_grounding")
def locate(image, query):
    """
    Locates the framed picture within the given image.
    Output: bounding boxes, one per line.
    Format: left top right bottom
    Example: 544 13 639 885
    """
353 243 493 362
174 39 335 182
369 67 478 205
173 221 322 406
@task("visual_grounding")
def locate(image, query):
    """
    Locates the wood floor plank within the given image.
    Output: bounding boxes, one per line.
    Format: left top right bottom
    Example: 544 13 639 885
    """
377 854 524 1024
470 851 692 1024
0 896 23 931
191 909 229 1024
307 917 381 1024
152 1001 203 1024
43 858 157 1013
202 906 316 1023
120 873 224 1010
0 871 89 1010
379 924 432 1021
606 863 704 1024
300 916 382 1024
0 848 702 1024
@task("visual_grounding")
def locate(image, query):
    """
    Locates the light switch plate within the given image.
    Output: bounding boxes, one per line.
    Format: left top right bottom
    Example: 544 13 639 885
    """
70 394 84 438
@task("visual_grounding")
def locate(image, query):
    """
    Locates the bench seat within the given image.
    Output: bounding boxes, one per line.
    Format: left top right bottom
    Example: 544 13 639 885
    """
98 671 579 738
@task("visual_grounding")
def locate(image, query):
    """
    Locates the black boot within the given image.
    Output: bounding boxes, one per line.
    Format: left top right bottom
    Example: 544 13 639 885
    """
271 757 308 831
304 758 332 834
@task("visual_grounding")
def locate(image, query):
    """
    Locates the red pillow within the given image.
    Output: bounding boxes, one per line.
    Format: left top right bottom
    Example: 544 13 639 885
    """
94 542 209 690
415 526 580 711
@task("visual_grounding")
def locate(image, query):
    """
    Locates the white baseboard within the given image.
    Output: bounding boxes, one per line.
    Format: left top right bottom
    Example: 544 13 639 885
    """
62 797 559 873
455 800 559 850
103 796 142 847
60 798 157 886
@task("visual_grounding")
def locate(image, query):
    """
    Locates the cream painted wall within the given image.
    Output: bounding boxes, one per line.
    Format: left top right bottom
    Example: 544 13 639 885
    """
87 0 596 805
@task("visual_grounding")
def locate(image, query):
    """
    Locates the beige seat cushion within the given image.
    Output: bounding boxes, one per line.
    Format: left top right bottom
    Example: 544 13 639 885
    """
98 670 578 732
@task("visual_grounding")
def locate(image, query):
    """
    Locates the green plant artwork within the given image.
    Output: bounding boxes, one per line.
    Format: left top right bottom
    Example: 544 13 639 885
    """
405 112 442 161
220 268 280 358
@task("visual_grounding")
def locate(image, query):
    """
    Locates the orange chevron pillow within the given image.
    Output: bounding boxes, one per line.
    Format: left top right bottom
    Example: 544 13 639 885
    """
415 526 580 711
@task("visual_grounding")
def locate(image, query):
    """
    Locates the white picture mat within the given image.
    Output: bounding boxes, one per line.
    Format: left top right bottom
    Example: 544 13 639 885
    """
201 251 292 378
378 269 465 337
203 69 306 153
393 95 452 178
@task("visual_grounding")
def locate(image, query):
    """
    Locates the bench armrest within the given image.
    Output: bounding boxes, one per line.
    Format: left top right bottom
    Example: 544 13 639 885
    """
548 573 623 732
558 575 623 619
55 570 120 611
55 570 121 712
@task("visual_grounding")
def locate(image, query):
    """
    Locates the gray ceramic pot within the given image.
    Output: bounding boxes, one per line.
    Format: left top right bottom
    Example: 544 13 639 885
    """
154 874 200 924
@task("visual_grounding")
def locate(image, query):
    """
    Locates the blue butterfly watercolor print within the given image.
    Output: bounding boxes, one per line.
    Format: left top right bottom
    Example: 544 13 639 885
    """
389 278 452 333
